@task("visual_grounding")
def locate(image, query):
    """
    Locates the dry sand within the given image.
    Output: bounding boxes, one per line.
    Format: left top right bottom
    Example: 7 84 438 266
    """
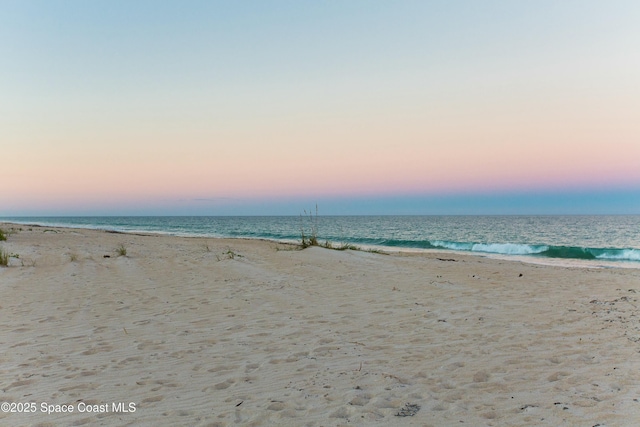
1 223 640 426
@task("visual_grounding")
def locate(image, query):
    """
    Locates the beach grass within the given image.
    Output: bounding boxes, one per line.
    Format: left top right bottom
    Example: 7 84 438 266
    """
225 249 241 259
0 248 8 266
0 228 7 241
322 240 360 251
116 244 127 257
299 206 375 252
215 249 242 261
300 205 319 248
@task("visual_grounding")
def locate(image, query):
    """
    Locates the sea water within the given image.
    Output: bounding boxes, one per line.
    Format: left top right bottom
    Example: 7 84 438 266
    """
2 215 639 267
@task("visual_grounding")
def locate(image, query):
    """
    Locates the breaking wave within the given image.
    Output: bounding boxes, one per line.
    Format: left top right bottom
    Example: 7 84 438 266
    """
376 239 640 262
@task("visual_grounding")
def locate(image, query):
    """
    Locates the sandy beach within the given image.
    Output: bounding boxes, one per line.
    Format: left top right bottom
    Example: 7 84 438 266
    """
1 223 640 426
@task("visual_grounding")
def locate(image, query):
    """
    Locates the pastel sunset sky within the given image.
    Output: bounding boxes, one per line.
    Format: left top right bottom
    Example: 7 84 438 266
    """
1 0 639 215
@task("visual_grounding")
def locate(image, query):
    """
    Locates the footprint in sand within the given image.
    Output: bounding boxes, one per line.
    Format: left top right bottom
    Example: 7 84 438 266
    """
214 379 236 390
141 395 164 403
245 363 260 373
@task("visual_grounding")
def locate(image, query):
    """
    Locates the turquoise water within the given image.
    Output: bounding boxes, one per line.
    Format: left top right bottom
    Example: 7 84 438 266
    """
3 216 640 266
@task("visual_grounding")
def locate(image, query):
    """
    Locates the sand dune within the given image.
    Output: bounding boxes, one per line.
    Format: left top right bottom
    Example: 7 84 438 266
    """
1 223 640 426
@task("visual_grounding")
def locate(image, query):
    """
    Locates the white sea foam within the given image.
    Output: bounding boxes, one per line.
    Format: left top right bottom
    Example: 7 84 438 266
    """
471 243 548 255
433 241 548 255
595 249 640 262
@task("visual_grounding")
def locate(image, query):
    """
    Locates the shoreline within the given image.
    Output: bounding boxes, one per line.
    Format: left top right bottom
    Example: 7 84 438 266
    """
2 223 640 425
2 221 638 270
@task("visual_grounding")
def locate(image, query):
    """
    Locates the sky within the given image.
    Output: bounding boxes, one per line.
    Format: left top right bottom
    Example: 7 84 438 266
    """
1 0 639 216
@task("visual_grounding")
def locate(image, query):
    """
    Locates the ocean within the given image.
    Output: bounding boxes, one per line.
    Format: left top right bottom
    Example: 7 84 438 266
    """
2 215 639 268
